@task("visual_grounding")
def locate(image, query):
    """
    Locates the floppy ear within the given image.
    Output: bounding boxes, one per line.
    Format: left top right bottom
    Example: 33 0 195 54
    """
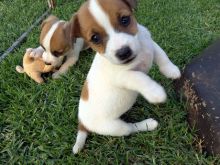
65 14 81 43
122 0 137 11
41 15 59 29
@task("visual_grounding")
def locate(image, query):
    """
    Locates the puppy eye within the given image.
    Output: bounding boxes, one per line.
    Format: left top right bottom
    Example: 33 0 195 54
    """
120 16 131 27
52 51 63 57
91 33 101 44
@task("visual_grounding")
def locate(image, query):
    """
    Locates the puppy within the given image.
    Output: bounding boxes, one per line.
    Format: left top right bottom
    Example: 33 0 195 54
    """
30 15 85 79
72 0 181 154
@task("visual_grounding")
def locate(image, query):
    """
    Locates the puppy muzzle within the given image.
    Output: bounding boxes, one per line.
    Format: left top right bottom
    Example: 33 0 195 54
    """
116 46 136 64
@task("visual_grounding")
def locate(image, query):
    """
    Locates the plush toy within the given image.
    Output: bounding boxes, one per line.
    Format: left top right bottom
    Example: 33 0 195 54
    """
16 48 55 83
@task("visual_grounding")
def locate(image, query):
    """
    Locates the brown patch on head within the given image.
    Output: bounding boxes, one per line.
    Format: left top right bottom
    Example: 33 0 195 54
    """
40 15 59 44
78 121 89 132
49 22 72 57
97 0 138 35
74 0 138 55
81 80 89 101
76 2 108 54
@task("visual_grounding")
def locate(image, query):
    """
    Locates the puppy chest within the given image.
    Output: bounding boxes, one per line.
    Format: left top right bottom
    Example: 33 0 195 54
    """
80 84 138 118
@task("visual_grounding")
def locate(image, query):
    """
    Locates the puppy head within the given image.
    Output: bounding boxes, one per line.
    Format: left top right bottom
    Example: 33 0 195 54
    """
73 0 139 64
39 15 75 66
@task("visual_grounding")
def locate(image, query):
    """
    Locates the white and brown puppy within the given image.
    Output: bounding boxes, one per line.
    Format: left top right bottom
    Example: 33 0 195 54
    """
30 15 84 79
72 0 181 153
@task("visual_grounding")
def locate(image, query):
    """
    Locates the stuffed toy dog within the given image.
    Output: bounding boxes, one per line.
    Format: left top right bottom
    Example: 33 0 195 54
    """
16 48 55 83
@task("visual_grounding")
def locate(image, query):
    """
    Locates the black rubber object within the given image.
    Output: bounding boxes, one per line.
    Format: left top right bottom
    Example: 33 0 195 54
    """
176 39 220 155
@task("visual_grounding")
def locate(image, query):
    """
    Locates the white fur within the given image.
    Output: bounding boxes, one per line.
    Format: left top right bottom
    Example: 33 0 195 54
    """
89 0 114 34
73 0 181 154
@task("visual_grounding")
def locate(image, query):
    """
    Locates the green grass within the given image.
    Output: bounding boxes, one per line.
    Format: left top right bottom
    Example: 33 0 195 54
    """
0 0 47 54
1 0 220 164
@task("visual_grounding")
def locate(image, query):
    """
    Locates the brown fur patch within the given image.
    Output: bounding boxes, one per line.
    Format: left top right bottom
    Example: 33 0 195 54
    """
40 15 59 44
81 80 89 101
50 22 71 56
98 0 138 35
78 121 89 132
75 0 138 55
77 2 107 54
69 14 81 41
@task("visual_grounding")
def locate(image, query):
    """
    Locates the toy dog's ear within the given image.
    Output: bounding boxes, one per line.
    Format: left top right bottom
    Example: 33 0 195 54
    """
41 15 59 29
65 14 81 43
122 0 137 11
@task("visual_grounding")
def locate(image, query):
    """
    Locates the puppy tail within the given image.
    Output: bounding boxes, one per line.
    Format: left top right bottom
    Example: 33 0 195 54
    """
16 65 25 73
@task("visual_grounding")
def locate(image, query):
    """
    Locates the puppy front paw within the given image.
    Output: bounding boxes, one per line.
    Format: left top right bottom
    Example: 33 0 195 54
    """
160 64 181 79
145 118 158 131
136 118 158 131
28 48 43 59
72 144 83 154
26 48 33 53
144 84 167 104
52 71 62 79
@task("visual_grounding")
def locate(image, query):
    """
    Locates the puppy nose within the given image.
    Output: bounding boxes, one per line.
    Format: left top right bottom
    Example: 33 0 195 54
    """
116 46 132 61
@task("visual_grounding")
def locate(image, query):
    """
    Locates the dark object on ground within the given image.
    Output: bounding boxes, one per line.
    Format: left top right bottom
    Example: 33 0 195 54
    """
176 39 220 156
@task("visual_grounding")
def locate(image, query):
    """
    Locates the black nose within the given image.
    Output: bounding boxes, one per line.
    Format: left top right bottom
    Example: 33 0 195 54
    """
116 46 132 61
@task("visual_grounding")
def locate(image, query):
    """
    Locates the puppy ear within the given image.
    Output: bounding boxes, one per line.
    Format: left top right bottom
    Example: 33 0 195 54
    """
65 14 81 42
41 15 59 29
122 0 137 11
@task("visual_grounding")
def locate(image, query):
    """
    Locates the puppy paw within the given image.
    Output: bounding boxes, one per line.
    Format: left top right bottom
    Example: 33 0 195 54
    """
145 118 158 131
135 118 158 131
26 48 33 53
52 72 62 79
144 84 167 104
72 144 83 154
160 64 181 79
28 48 43 58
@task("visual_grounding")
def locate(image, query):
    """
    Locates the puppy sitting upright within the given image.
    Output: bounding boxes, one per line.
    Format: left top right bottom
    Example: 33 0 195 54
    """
30 15 84 79
72 0 181 153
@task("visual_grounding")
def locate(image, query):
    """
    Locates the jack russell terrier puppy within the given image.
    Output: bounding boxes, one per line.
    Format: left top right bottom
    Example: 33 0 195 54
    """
29 15 85 79
72 0 181 154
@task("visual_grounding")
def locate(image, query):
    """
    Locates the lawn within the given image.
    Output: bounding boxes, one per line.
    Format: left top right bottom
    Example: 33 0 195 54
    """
0 0 47 55
1 0 220 164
